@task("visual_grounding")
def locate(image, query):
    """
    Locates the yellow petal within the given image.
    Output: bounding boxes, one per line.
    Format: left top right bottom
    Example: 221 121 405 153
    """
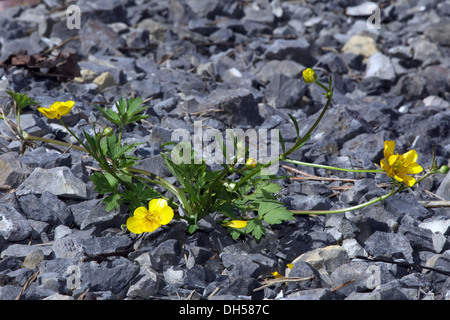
384 140 395 161
271 271 283 278
38 107 57 119
158 205 174 225
133 206 148 219
126 216 145 234
222 220 248 229
405 163 423 174
388 154 400 167
398 174 416 187
148 198 168 213
402 150 418 165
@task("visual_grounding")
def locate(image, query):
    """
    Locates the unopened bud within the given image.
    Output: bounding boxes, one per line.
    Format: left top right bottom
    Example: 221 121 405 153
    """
302 68 317 84
104 127 114 137
439 165 449 174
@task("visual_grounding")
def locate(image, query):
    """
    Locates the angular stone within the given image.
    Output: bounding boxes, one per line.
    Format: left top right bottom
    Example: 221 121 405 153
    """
292 245 350 274
126 268 160 299
0 152 31 189
93 71 115 92
364 52 396 81
16 167 88 200
0 204 32 242
265 38 315 66
364 231 414 263
265 74 307 109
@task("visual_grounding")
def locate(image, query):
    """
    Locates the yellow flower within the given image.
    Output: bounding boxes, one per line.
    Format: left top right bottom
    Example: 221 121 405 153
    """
222 220 248 229
271 271 283 278
126 198 174 234
286 263 293 270
38 100 75 119
380 140 423 187
245 157 257 169
302 68 317 84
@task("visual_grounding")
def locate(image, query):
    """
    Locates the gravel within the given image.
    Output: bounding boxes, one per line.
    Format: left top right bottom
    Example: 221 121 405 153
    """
0 0 449 301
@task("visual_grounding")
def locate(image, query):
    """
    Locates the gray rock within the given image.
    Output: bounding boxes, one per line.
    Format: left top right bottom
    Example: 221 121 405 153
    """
364 231 414 263
19 192 73 226
265 74 307 109
199 88 263 126
163 266 186 288
330 261 396 297
341 133 385 164
287 261 323 290
216 276 263 299
78 257 139 297
364 52 396 81
253 60 303 84
150 239 183 271
399 215 445 253
1 244 52 260
79 198 124 233
393 73 426 101
0 204 32 242
126 268 161 299
265 38 315 66
16 167 88 200
19 147 72 169
221 253 276 279
0 285 22 300
291 245 350 275
285 288 335 300
80 234 132 257
0 152 31 189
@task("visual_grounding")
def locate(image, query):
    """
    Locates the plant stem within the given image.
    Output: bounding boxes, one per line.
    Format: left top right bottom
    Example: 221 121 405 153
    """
235 84 333 190
127 167 195 218
291 187 398 215
283 159 384 173
23 132 88 153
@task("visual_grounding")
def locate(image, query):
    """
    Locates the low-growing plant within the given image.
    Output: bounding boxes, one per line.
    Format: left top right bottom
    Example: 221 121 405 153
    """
2 68 448 240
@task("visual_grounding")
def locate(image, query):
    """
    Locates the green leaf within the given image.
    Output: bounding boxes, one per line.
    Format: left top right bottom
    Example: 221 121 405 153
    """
90 171 117 194
279 130 286 153
262 203 294 225
7 90 38 110
288 113 300 140
94 105 121 126
104 193 122 212
245 219 265 240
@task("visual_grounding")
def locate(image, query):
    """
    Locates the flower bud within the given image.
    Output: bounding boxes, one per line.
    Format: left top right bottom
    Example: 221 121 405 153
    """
104 127 114 137
245 157 257 169
222 220 248 229
302 68 317 84
439 165 449 174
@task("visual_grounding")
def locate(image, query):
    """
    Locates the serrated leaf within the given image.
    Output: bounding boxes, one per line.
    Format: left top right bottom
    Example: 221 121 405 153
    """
262 203 294 225
104 193 121 212
90 172 115 194
245 219 265 240
94 105 121 126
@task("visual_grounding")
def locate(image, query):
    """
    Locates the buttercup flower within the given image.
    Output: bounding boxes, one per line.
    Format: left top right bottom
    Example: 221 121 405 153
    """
222 220 248 229
38 100 75 119
245 157 257 169
380 140 423 187
126 198 174 234
302 68 317 84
